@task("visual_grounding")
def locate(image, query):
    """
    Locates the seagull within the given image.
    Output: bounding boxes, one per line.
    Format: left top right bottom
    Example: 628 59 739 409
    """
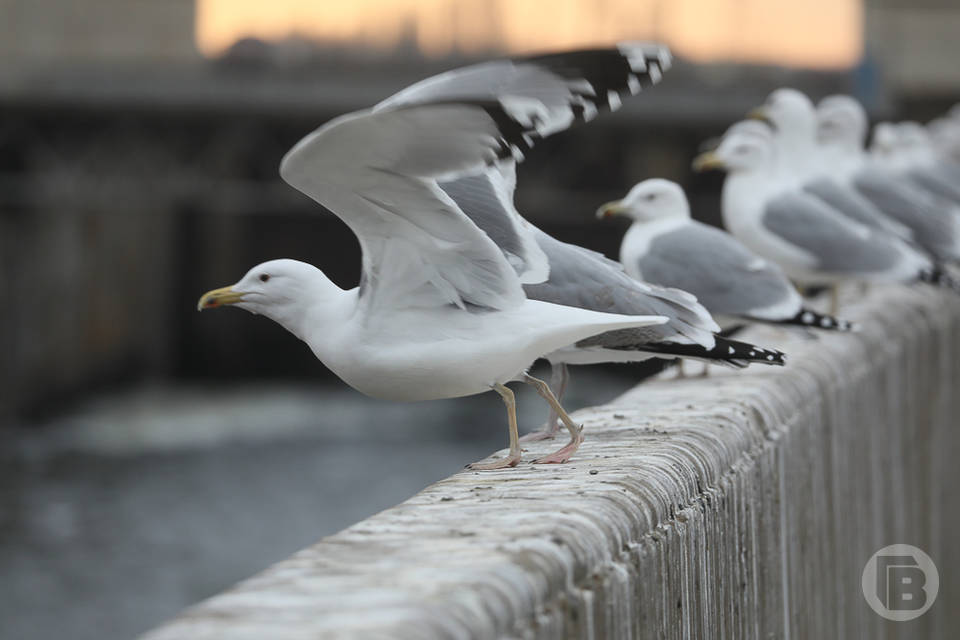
871 121 960 205
751 89 914 241
520 219 787 443
197 44 679 470
597 178 856 331
414 133 787 447
693 119 935 312
816 95 960 266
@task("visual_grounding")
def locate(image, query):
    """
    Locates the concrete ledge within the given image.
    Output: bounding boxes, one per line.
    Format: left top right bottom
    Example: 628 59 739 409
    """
142 285 960 639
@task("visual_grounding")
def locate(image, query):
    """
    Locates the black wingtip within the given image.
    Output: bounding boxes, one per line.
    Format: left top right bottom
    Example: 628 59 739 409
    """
919 266 960 294
781 307 858 332
626 336 787 367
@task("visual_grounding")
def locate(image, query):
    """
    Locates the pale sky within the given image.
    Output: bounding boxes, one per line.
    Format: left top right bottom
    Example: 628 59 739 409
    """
196 0 863 69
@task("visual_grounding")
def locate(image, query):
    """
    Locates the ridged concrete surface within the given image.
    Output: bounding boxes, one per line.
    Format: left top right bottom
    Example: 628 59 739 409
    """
142 284 959 639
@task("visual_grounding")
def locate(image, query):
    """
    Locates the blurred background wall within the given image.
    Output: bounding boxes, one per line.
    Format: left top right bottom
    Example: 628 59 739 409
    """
10 0 960 424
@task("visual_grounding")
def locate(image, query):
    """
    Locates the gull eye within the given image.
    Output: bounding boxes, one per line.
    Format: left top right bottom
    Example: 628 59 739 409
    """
259 274 270 283
645 193 657 201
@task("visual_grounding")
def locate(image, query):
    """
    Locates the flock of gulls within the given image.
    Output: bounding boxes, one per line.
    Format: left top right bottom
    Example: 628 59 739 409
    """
197 43 960 470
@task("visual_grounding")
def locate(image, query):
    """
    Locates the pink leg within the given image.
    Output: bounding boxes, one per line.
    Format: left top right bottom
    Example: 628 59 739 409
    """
521 372 584 465
534 427 584 464
519 363 568 442
467 383 522 471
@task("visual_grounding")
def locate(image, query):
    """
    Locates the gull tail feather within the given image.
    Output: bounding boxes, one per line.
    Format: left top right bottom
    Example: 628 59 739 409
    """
603 336 787 368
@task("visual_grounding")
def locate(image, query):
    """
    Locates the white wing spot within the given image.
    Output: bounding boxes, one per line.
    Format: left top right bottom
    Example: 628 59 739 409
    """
648 64 662 84
607 90 622 111
728 346 735 355
766 355 775 361
801 312 815 324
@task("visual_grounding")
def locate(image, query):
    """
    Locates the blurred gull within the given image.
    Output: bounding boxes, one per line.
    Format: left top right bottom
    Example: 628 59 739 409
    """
598 178 856 331
197 44 679 470
515 198 786 441
817 96 960 266
752 89 914 242
872 121 960 204
694 120 936 312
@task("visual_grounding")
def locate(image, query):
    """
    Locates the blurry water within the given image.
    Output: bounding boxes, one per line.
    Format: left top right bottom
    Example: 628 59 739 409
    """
0 363 653 640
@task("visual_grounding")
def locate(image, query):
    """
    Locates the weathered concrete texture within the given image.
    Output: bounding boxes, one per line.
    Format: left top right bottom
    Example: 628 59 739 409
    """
141 285 960 639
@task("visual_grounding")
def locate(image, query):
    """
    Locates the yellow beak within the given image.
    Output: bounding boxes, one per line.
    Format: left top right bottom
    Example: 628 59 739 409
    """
691 150 726 172
197 285 245 311
596 200 626 220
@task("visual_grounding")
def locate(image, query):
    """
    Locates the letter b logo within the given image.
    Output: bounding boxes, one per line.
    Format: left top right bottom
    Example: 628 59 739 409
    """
863 545 939 621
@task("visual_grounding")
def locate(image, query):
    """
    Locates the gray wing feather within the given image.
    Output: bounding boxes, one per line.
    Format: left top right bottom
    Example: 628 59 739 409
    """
804 177 913 239
637 222 799 319
523 227 718 348
763 192 909 274
437 163 548 283
907 168 960 203
853 168 960 262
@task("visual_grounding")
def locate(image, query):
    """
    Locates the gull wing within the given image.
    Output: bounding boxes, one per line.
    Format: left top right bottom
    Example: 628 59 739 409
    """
763 191 925 278
280 44 671 312
637 221 802 321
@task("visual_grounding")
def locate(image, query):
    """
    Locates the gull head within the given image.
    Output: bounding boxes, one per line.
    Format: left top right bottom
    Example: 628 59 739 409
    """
816 95 867 149
197 259 331 337
748 88 815 138
870 121 900 158
597 178 690 223
693 121 773 174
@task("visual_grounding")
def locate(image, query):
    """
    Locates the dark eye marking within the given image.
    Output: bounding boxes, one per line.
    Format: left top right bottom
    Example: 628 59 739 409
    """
645 193 657 201
259 274 270 283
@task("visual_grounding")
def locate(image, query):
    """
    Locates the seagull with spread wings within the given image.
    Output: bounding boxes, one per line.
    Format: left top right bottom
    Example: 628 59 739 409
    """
197 44 690 470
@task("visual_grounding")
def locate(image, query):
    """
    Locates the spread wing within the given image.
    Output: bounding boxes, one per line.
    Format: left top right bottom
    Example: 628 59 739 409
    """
279 44 671 312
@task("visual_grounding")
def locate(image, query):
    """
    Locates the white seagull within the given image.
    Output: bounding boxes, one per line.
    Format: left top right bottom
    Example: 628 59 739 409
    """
197 44 677 470
693 120 935 310
816 95 960 266
597 178 856 331
440 161 787 445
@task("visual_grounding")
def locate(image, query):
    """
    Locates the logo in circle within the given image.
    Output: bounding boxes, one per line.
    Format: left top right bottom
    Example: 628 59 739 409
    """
862 544 939 621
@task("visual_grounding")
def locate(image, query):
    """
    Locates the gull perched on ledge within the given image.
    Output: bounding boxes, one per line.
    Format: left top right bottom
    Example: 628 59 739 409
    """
694 120 938 314
197 44 677 470
442 161 787 445
598 178 856 332
816 96 960 266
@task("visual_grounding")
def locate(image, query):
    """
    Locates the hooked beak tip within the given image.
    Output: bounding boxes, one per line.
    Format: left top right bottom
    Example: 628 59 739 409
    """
596 201 623 220
197 285 244 311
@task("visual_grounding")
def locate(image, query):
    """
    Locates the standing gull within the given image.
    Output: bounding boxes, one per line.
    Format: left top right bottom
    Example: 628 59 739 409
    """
871 121 960 205
197 44 676 470
440 161 787 447
750 89 915 242
597 178 856 331
816 96 960 266
693 121 935 307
